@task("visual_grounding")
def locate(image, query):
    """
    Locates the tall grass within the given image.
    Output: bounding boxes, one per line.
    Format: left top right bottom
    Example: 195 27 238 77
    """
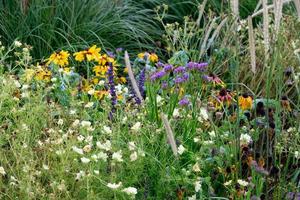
0 0 161 59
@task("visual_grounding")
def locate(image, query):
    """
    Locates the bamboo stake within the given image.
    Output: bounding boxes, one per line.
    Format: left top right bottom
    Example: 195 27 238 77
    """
294 0 300 19
274 0 283 35
161 113 178 157
231 0 239 17
124 51 143 103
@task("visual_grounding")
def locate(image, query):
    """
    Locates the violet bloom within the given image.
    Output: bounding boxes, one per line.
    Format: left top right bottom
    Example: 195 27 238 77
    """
150 70 166 81
286 192 300 200
179 97 190 106
187 62 208 71
174 77 185 84
174 66 186 74
116 48 123 53
156 61 164 68
161 81 168 89
107 51 115 58
183 72 190 81
163 64 173 72
107 62 117 113
138 68 146 99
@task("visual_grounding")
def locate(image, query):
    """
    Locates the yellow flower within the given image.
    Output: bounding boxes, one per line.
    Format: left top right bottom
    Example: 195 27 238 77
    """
47 50 70 67
118 77 127 84
149 53 158 63
23 68 35 82
138 52 145 59
86 45 101 61
35 68 52 82
74 51 87 62
92 78 99 85
94 90 109 99
238 94 253 111
93 65 108 77
64 67 71 73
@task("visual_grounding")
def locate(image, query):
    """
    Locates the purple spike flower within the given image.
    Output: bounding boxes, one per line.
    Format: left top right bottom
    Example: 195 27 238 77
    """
156 61 164 68
138 68 146 101
187 62 208 71
174 77 185 84
107 62 117 113
116 48 123 53
173 66 186 73
150 70 166 81
179 97 190 106
163 64 173 72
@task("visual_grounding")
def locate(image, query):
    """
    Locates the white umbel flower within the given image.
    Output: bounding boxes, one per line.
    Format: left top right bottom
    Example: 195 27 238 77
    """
80 157 90 164
112 151 123 162
130 151 138 162
131 122 141 132
177 145 185 155
0 166 6 176
103 126 112 134
72 146 84 155
96 140 111 151
122 187 137 195
240 133 252 146
237 179 249 187
107 182 122 189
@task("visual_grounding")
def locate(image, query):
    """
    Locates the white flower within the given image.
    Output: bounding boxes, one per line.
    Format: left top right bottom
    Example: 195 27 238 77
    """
103 126 112 134
122 116 128 124
42 164 49 170
122 187 137 195
97 152 108 161
295 151 300 159
57 119 64 125
21 92 30 98
21 84 29 90
96 140 111 151
90 154 98 162
112 151 123 162
188 195 196 200
81 121 91 128
81 157 91 164
51 77 57 82
240 134 252 146
172 108 180 118
194 180 202 192
224 180 232 186
156 95 163 105
84 102 94 108
192 163 200 172
75 171 85 180
208 130 216 138
14 80 21 88
69 110 76 115
107 182 122 189
98 80 105 86
203 140 214 145
88 89 95 95
94 170 99 175
177 145 185 155
200 107 209 120
0 166 6 176
72 119 80 127
77 135 85 142
83 145 92 153
237 179 249 187
193 137 200 143
130 151 138 162
128 141 136 151
131 122 141 132
14 40 22 47
72 146 84 155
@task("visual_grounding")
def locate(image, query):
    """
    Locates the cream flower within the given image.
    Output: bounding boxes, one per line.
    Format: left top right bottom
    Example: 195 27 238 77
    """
112 151 123 162
130 151 138 162
131 122 141 132
72 146 84 155
177 145 185 155
0 166 6 176
96 140 111 151
237 179 249 187
80 157 91 164
107 182 122 189
122 187 137 195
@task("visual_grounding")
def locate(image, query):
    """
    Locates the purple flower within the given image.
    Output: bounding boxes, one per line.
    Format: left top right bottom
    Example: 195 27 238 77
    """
161 81 168 89
150 70 166 81
179 97 190 106
138 68 146 99
107 51 115 58
183 72 190 80
174 77 184 84
174 66 186 73
107 62 117 113
286 192 300 200
163 64 173 72
187 62 208 71
116 48 123 53
156 61 164 68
